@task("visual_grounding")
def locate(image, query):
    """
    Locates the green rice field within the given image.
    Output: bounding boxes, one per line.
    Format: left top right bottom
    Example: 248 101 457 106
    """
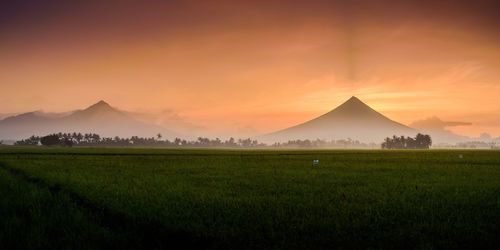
0 147 499 249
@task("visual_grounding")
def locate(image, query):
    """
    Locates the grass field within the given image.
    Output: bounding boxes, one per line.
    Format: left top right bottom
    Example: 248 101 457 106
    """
0 147 499 249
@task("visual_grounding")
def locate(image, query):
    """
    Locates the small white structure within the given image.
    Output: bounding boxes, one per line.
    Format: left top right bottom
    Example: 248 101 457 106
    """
312 159 320 166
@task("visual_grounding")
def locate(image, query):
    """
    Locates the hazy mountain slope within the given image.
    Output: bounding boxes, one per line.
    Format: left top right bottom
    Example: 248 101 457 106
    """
259 96 416 143
0 113 18 120
0 101 179 140
0 112 58 139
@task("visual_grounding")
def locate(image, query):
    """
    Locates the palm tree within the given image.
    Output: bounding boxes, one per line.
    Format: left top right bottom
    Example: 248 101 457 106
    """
423 134 432 149
174 138 181 146
84 133 90 143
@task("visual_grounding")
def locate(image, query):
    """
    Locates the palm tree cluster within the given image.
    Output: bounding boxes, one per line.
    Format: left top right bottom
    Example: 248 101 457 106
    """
14 135 41 146
15 133 265 148
381 134 432 149
15 133 102 146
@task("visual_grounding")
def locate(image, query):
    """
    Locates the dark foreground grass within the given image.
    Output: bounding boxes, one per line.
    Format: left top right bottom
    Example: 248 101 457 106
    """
0 148 500 249
0 167 115 249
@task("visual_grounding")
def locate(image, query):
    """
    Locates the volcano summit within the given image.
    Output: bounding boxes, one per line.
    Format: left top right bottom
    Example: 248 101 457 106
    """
259 96 416 143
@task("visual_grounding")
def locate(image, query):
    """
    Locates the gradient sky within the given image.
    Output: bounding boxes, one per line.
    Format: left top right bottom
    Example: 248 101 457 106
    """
1 0 500 137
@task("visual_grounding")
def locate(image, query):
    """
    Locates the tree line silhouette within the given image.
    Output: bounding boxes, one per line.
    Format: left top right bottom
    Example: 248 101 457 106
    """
14 132 432 149
381 134 432 149
14 133 266 148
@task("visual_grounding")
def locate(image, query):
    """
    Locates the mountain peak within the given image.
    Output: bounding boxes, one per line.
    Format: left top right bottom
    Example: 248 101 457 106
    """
334 96 373 113
83 100 117 114
95 100 110 106
344 96 364 105
89 100 111 108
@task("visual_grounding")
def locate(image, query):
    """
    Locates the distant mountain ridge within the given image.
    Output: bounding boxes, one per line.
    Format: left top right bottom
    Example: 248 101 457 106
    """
0 101 179 140
409 116 470 144
259 96 417 143
0 98 478 144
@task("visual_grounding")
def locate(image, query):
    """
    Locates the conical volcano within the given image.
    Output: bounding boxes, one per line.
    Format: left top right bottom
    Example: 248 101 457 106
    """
259 96 416 143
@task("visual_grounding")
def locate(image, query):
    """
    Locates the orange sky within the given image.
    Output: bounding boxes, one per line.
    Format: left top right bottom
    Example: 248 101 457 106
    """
1 0 500 137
